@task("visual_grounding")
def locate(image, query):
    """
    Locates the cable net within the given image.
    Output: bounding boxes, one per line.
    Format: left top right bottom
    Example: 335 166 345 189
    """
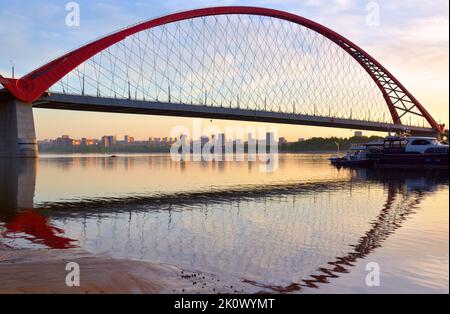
52 14 410 125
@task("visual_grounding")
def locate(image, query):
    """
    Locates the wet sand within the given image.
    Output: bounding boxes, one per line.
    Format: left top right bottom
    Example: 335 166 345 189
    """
0 243 247 294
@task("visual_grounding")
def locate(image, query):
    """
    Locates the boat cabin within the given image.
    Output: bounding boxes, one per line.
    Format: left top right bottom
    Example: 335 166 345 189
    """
383 136 448 154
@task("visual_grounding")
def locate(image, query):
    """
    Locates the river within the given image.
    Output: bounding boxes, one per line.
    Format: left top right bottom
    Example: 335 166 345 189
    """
0 153 448 293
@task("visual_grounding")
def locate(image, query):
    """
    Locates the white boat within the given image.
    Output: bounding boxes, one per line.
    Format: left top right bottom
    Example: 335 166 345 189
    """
329 144 379 167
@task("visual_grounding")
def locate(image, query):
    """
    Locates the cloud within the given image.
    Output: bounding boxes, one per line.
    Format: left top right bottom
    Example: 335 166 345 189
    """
363 14 449 124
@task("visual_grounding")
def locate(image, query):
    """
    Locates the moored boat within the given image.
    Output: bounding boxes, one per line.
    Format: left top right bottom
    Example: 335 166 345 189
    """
329 142 382 167
329 135 449 170
375 135 449 169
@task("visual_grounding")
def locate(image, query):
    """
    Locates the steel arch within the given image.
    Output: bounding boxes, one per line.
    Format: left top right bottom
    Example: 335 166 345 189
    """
0 6 444 134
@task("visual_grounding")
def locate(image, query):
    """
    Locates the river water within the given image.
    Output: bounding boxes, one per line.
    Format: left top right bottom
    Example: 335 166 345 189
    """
0 153 448 293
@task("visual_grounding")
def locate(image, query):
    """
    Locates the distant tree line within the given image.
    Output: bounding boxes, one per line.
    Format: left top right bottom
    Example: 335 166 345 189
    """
279 136 383 152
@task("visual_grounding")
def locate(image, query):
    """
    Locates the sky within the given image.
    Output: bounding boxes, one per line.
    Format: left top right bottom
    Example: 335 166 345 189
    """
0 0 448 141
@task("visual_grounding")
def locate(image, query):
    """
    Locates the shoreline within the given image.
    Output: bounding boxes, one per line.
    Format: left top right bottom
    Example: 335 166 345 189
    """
38 150 338 156
0 244 249 294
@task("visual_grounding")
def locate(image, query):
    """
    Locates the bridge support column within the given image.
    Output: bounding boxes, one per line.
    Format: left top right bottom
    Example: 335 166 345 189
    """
0 99 37 158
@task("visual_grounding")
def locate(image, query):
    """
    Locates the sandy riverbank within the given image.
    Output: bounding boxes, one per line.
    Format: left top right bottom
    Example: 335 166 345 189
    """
0 243 247 294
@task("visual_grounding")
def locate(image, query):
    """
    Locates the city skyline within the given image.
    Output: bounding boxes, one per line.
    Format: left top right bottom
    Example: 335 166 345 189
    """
38 130 366 144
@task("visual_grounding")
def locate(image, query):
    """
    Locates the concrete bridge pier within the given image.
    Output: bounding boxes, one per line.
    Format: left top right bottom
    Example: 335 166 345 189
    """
0 99 38 158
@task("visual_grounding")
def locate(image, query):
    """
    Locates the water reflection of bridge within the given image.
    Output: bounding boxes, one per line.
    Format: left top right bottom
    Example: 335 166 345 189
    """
0 158 447 292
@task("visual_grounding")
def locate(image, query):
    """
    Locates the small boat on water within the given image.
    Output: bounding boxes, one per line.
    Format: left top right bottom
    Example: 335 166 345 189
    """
330 135 449 170
329 141 384 167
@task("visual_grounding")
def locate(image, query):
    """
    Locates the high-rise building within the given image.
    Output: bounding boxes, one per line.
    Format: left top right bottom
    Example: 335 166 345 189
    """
101 135 116 148
266 132 276 145
217 133 226 145
248 133 256 146
279 137 287 145
200 135 209 148
86 139 97 146
179 134 188 145
56 135 73 147
123 135 135 144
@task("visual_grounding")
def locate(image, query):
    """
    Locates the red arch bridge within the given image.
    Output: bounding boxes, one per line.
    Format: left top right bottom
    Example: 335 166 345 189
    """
0 6 446 157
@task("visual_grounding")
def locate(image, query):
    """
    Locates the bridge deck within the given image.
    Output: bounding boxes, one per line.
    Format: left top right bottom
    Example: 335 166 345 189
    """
31 93 437 135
